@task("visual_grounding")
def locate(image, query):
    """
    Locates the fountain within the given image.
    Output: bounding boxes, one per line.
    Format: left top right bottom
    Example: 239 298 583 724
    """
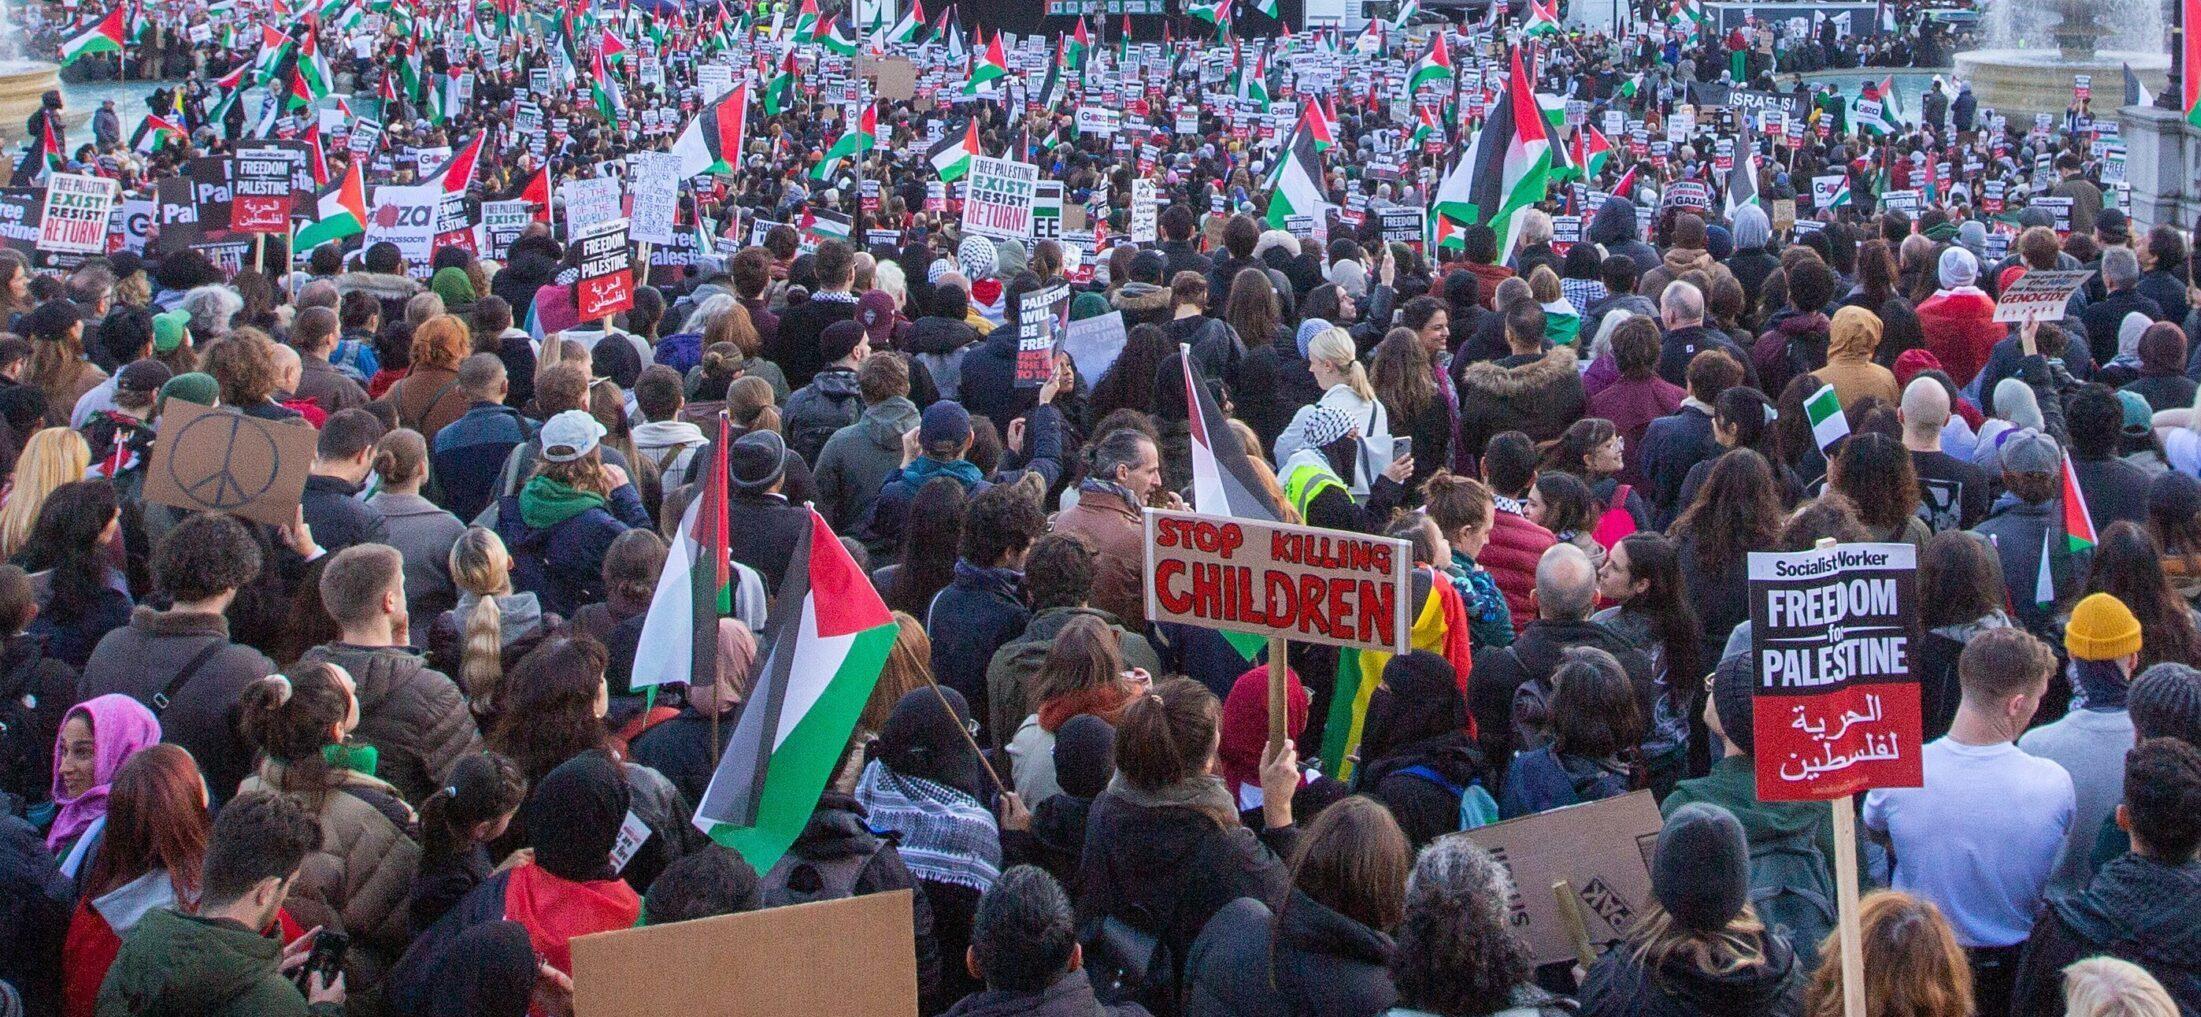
0 0 62 140
1953 0 2168 117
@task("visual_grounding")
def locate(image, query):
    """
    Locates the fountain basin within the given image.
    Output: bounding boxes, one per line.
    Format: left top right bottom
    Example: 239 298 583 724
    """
1953 48 2168 118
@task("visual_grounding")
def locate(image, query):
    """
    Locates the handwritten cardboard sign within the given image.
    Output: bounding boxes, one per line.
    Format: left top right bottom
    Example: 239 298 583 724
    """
1748 542 1923 801
142 400 317 526
570 891 917 1017
1458 790 1663 967
1993 268 2093 324
1142 508 1411 654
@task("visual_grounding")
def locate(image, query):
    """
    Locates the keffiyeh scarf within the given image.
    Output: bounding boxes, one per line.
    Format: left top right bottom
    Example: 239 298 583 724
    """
855 760 1001 892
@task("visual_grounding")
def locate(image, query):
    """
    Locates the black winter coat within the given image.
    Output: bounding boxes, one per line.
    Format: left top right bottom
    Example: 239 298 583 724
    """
1183 892 1398 1017
0 802 71 1016
943 969 1151 1017
1578 933 1804 1017
625 703 739 809
2010 854 2201 1017
1356 732 1485 847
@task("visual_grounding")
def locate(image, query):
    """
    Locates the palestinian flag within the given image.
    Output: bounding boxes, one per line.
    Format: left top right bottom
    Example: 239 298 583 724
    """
250 26 292 83
763 51 797 115
591 48 624 120
294 157 368 250
1263 122 1324 229
2060 452 2098 553
420 133 485 194
521 165 552 222
598 25 629 62
693 509 897 870
1523 0 1562 37
300 123 330 186
1667 0 1707 34
1067 16 1090 67
812 103 876 180
1854 78 1904 136
59 7 125 66
1406 32 1452 95
2188 0 2201 126
295 27 335 103
1187 0 1227 26
814 14 857 56
1616 72 1641 100
1037 40 1069 111
789 0 820 39
1391 0 1419 29
10 118 61 186
887 0 923 44
1409 106 1439 146
1237 44 1270 109
671 83 750 177
1802 380 1848 451
1320 575 1473 781
1443 46 1551 258
130 113 186 154
633 415 733 692
928 117 978 181
1180 338 1279 666
964 32 1008 95
1574 121 1613 179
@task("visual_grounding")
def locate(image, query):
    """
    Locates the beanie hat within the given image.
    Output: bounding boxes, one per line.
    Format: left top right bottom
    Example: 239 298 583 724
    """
158 371 219 407
1295 318 1333 361
1070 291 1111 321
728 430 789 492
1653 803 1751 933
1052 714 1117 799
992 238 1029 279
1938 246 1979 289
1705 224 1733 261
2065 592 2143 662
152 309 192 353
2130 663 2201 744
2150 470 2201 524
819 319 868 363
1892 348 1944 388
1711 654 1755 755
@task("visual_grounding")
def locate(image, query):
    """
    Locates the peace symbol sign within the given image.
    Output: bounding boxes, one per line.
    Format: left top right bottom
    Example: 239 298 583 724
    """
166 412 282 512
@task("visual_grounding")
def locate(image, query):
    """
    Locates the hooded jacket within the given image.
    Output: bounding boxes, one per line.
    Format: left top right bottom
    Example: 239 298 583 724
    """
1183 893 1398 1017
1470 617 1654 775
785 366 866 465
1354 651 1486 847
909 316 981 401
2009 855 2201 1017
1112 281 1174 330
630 418 710 493
293 642 480 806
95 909 338 1017
1587 197 1659 275
1915 288 2002 388
1662 754 1840 897
814 395 921 534
1973 497 2092 634
1578 932 1805 1017
1456 344 1586 452
783 792 946 1007
493 479 652 618
961 325 1039 438
1810 308 1900 410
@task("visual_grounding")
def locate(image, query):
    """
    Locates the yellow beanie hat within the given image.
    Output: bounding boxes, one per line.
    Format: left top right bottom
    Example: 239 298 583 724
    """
2065 593 2143 662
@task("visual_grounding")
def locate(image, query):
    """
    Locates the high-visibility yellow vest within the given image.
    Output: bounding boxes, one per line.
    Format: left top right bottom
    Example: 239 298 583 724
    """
1282 459 1348 521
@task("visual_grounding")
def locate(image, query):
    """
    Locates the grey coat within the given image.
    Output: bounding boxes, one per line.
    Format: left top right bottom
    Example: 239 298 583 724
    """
368 492 467 621
79 608 276 805
813 396 920 536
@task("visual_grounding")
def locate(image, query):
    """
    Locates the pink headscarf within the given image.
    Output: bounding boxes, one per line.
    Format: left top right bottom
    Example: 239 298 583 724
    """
47 693 161 851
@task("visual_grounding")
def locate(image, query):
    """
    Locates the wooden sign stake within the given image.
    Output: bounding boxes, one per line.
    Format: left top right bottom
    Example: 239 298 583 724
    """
1812 535 1867 1017
1266 635 1289 752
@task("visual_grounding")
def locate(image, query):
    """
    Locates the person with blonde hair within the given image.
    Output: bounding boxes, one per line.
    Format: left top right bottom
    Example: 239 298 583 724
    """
427 526 561 727
1274 326 1392 495
1804 891 1973 1017
2060 958 2183 1017
367 427 466 620
0 426 89 558
1579 802 1805 1016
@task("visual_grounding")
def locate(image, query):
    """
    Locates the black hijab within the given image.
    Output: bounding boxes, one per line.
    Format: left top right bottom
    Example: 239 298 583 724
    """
1354 650 1472 783
423 921 537 1017
872 686 985 801
524 750 630 882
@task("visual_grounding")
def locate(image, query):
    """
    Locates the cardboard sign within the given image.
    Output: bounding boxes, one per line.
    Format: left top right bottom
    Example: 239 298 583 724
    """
961 156 1039 241
574 217 636 321
626 152 681 245
230 142 299 234
36 174 115 254
875 57 918 102
1992 268 2093 323
1061 309 1128 386
481 200 532 259
1015 282 1070 387
1142 508 1412 654
1129 178 1157 243
1747 543 1924 801
142 400 318 527
1458 790 1664 967
564 176 625 235
570 891 916 1017
1378 206 1425 244
1031 181 1065 243
1811 173 1848 209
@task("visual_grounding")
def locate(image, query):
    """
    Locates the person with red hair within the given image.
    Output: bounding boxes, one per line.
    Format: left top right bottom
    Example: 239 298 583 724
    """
60 744 211 1017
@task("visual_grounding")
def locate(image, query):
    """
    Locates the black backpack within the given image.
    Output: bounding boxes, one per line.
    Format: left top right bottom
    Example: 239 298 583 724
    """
0 642 50 802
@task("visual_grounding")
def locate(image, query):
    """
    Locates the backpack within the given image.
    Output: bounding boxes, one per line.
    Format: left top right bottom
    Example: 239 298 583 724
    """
1082 906 1179 1015
758 837 887 908
1396 764 1502 832
1746 825 1838 974
1509 668 1556 756
0 641 50 801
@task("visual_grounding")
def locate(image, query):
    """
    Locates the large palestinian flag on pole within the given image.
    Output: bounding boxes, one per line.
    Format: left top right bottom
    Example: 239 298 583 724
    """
60 8 125 65
928 118 978 182
1446 45 1551 259
294 155 368 250
695 509 897 870
670 83 749 177
1181 346 1285 661
1263 124 1324 229
632 415 732 691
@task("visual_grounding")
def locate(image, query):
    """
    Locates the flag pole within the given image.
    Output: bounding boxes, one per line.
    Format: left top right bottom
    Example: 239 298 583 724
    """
922 669 1009 798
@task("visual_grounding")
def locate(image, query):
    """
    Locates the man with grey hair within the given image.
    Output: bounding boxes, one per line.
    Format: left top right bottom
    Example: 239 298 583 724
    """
1656 279 1750 388
1470 543 1655 769
2081 245 2163 367
1903 376 1992 531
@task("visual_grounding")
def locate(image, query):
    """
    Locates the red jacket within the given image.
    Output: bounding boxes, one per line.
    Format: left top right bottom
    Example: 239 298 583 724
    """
1481 507 1556 632
1915 289 2002 389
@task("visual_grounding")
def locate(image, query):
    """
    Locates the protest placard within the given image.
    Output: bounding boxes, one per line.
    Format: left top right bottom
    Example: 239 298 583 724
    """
1459 790 1665 967
141 399 318 527
961 157 1039 241
570 891 917 1017
432 191 477 257
1377 206 1425 245
1129 178 1157 243
1031 180 1064 242
574 217 635 320
230 141 299 233
1060 309 1128 386
481 199 533 259
364 183 437 277
1076 106 1122 135
1142 508 1412 654
1992 268 2093 324
564 176 625 234
1748 542 1924 801
1016 281 1069 387
2031 195 2075 233
36 173 114 255
626 151 681 244
1811 174 1849 209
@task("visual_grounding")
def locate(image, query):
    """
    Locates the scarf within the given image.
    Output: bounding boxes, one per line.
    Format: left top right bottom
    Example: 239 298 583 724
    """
1105 771 1242 830
1080 476 1144 509
504 861 641 976
1038 678 1143 733
47 694 161 852
901 455 985 490
322 741 379 777
853 760 1001 892
518 475 608 529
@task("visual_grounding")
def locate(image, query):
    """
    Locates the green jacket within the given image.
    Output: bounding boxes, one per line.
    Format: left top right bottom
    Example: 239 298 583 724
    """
97 909 340 1017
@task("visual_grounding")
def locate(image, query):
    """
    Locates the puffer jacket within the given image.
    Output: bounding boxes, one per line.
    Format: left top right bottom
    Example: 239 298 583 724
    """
293 642 480 807
94 908 340 1017
1113 281 1174 329
1638 247 1735 303
1456 344 1585 452
1478 507 1555 632
784 366 866 465
961 327 1036 437
815 395 921 536
1810 310 1900 410
237 764 421 992
1587 197 1659 276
